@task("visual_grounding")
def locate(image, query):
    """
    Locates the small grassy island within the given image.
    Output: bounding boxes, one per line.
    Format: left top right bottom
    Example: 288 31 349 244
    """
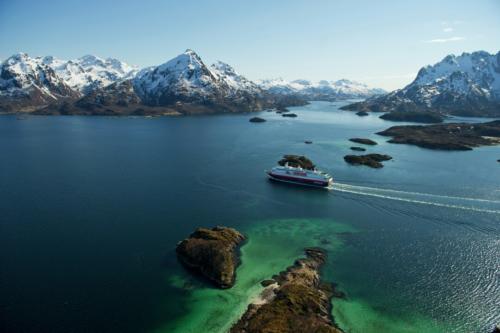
249 117 266 123
176 226 246 289
344 154 393 168
349 138 378 145
278 155 315 170
379 111 444 124
377 120 500 150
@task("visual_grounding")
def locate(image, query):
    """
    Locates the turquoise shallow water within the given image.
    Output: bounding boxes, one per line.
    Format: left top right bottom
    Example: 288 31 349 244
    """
157 219 353 333
1 101 499 333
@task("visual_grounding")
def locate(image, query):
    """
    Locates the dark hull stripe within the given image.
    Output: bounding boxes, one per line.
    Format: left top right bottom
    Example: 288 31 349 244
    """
268 173 330 187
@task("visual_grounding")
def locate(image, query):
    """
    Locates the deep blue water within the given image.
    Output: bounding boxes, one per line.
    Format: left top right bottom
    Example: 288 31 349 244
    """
1 101 499 332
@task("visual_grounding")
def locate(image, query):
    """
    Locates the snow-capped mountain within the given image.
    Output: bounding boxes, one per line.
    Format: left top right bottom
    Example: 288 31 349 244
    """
133 49 222 104
30 49 295 115
0 52 138 112
0 53 78 111
210 61 261 96
42 54 138 94
0 49 384 114
343 51 500 117
130 49 273 113
258 78 385 100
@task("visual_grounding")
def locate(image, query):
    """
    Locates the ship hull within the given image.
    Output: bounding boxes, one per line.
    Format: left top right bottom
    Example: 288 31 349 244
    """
267 172 331 188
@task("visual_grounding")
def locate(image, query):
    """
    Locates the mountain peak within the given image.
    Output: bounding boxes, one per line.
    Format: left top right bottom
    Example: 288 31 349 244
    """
348 50 500 117
5 52 30 64
184 48 197 55
335 79 355 84
154 49 210 79
78 54 105 67
41 55 55 64
211 61 236 74
79 54 100 61
259 78 384 99
178 49 203 63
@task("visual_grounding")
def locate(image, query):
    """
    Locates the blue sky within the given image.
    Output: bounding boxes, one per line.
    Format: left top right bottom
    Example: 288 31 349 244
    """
0 0 499 90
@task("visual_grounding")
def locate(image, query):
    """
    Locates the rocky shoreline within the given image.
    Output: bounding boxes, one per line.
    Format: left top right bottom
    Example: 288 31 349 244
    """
344 154 392 168
377 120 500 150
379 111 444 123
349 138 377 145
249 116 266 123
278 155 315 170
230 247 343 333
176 226 246 289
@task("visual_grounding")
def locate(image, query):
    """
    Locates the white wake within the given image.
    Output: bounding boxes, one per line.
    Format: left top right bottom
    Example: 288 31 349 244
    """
331 182 500 215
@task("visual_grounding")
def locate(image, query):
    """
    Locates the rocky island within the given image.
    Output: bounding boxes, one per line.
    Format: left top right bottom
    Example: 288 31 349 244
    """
377 120 500 150
344 154 392 168
249 117 266 123
350 146 366 152
230 248 343 333
379 111 444 123
278 155 315 170
349 138 377 145
276 106 290 113
176 226 246 289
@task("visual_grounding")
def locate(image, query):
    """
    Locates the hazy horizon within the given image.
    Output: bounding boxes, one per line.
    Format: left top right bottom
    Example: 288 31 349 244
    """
1 0 499 90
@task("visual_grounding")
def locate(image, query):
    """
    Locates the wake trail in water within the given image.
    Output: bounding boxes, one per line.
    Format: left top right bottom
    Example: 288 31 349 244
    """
331 182 500 215
335 183 500 204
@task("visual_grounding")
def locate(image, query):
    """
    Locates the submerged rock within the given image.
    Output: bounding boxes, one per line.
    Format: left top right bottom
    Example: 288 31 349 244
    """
344 154 392 168
176 226 246 289
249 117 266 123
261 279 276 287
350 146 366 152
377 120 500 150
231 248 343 333
278 155 315 170
282 113 298 118
349 137 377 145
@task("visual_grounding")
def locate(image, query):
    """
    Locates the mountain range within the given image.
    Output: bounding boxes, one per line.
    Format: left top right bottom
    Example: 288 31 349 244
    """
0 50 383 115
343 50 500 117
258 78 385 101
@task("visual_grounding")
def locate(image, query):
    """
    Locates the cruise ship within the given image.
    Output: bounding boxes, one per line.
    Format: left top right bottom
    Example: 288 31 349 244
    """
266 164 333 188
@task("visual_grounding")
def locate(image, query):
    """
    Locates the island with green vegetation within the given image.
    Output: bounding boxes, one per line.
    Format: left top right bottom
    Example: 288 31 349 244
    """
176 226 246 289
344 154 393 168
377 120 500 150
379 111 444 123
231 247 343 333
